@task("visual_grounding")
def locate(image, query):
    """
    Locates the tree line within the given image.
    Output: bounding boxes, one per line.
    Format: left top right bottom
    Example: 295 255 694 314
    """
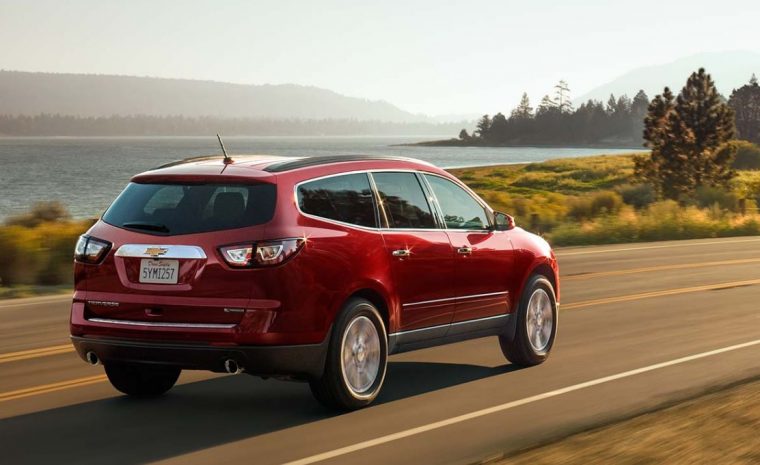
0 114 462 137
460 83 650 147
458 74 760 148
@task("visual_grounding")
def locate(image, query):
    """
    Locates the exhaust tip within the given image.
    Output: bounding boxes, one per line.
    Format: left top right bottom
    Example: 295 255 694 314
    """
224 359 244 375
85 351 99 365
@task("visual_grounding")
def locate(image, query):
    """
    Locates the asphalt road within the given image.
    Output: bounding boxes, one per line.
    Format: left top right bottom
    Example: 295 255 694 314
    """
1 236 760 465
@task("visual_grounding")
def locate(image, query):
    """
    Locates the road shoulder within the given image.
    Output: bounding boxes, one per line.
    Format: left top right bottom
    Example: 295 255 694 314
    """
490 377 760 465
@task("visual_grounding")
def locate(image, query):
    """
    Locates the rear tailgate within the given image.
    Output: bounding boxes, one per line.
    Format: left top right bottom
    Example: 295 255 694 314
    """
80 177 276 325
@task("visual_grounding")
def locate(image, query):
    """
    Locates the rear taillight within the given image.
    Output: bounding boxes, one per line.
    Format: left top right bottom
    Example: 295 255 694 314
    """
74 235 112 264
220 238 304 268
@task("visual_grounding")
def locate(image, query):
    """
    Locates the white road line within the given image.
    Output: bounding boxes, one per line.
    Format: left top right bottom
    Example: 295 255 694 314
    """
0 295 71 309
557 237 760 256
283 338 760 465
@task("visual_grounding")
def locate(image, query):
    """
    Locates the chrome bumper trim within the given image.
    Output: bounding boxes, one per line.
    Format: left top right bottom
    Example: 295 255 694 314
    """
87 317 235 329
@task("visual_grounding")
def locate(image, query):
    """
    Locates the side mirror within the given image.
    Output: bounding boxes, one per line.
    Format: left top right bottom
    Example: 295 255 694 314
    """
493 212 515 231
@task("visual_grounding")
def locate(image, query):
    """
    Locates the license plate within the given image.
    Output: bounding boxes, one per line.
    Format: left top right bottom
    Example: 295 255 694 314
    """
139 259 179 284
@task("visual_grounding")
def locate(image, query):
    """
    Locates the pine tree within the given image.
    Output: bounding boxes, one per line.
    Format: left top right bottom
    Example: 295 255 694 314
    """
511 92 534 119
631 90 650 119
554 80 573 113
536 95 557 116
489 112 509 143
606 94 617 115
475 114 492 139
728 75 760 143
635 69 736 200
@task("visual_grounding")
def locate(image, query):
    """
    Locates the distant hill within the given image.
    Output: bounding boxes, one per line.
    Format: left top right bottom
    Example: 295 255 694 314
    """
0 70 425 122
576 51 760 103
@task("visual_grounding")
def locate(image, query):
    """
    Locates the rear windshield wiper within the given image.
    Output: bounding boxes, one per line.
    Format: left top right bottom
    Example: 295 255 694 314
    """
122 222 170 233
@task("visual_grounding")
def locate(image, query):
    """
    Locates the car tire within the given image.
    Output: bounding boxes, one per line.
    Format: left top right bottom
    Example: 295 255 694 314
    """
309 297 388 410
499 274 557 366
104 363 181 398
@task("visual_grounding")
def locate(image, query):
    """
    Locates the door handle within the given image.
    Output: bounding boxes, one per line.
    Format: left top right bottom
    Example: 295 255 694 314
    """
392 249 411 257
457 246 472 255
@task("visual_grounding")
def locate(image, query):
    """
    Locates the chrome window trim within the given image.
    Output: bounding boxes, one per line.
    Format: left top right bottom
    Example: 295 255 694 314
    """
402 290 508 308
388 313 509 337
87 317 235 329
293 168 499 233
418 172 448 228
114 244 207 260
366 172 389 228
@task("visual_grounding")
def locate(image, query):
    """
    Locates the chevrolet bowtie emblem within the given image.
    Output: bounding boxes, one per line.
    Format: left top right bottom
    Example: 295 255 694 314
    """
144 247 169 258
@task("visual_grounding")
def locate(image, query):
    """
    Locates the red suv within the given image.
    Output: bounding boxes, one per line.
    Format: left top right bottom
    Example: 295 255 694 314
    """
71 155 559 410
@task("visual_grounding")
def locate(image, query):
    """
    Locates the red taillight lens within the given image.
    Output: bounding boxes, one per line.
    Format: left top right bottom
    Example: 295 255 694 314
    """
74 235 112 264
220 239 304 268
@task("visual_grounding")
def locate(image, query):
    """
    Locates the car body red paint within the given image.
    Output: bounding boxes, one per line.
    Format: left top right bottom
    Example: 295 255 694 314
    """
70 154 559 408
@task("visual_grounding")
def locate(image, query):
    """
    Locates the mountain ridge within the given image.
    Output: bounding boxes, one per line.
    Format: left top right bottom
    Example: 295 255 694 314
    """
0 70 426 122
575 50 760 103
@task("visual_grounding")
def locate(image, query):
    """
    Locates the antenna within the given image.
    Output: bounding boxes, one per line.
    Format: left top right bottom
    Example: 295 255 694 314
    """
217 134 232 164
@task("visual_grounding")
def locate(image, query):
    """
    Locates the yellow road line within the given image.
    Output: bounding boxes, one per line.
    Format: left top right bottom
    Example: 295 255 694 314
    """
563 258 760 281
0 344 75 364
558 237 760 256
0 375 107 403
562 278 760 310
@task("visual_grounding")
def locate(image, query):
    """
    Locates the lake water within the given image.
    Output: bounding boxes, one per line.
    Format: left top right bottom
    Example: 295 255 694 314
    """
0 136 639 220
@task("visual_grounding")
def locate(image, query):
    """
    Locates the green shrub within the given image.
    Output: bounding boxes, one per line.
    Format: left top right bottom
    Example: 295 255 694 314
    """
567 191 623 221
730 140 760 170
0 218 90 287
591 191 624 215
617 183 656 208
0 226 39 285
695 186 740 212
5 201 71 227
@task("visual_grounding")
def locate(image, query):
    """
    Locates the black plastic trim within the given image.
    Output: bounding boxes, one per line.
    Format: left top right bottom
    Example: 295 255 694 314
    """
71 333 330 378
388 314 511 354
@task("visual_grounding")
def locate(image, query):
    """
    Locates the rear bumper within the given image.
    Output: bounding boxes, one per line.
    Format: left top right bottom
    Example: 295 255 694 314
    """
71 334 329 378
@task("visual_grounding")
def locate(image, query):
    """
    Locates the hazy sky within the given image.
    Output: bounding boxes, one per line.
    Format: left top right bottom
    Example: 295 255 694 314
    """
2 0 759 116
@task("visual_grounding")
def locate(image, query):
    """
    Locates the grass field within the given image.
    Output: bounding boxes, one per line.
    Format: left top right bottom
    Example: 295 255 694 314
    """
449 153 760 246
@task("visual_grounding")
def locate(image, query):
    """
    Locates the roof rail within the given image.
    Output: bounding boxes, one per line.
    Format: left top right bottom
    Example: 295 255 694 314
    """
153 155 226 170
263 155 431 173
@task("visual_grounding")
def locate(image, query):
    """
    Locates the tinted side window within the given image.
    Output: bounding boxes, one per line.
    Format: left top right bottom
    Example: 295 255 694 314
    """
425 175 490 230
297 173 377 227
372 172 436 229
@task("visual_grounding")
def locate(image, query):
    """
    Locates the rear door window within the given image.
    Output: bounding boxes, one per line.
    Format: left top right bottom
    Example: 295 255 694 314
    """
372 172 437 229
103 182 276 235
297 173 378 227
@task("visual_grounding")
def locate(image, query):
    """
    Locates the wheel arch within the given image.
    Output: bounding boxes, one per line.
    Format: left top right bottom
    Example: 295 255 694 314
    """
531 262 558 300
341 281 396 336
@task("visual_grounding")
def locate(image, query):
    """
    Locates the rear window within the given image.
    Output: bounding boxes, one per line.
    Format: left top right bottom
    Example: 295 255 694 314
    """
103 182 276 235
